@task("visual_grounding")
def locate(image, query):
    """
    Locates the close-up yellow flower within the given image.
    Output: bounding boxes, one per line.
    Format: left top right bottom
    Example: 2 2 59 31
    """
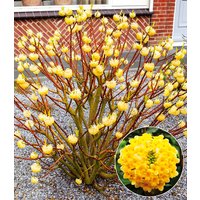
117 132 180 193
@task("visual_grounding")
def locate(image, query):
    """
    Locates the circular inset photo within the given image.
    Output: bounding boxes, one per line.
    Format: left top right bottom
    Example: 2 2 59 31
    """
114 126 183 197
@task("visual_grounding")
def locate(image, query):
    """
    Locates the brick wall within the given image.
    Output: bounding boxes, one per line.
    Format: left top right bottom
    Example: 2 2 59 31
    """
150 0 176 43
14 1 176 55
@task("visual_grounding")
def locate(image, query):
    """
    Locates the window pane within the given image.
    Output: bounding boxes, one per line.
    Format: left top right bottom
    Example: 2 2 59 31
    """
14 0 108 7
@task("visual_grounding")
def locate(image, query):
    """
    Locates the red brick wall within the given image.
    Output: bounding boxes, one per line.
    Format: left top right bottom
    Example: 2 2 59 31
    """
150 0 176 43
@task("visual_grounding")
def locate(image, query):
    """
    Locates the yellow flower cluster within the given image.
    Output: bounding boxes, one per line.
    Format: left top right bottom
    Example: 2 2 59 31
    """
69 89 82 100
118 133 180 192
38 113 54 126
102 112 117 127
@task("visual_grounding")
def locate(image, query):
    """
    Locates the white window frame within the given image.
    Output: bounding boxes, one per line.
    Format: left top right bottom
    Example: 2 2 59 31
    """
14 0 154 12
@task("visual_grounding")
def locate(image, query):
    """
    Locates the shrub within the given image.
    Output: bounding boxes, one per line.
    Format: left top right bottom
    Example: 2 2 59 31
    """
14 5 187 191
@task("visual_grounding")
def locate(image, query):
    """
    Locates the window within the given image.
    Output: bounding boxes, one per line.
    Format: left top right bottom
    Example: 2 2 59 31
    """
14 0 152 12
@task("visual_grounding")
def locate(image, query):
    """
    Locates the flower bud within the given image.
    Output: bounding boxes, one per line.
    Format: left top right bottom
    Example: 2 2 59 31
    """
136 32 143 41
44 116 54 127
23 110 31 118
154 99 160 104
140 47 149 57
180 107 187 115
19 82 30 89
157 114 165 121
63 68 72 79
75 178 82 185
145 99 153 108
28 45 36 52
17 140 26 149
93 65 104 77
29 53 39 61
82 44 91 53
130 80 139 88
69 89 82 100
88 125 99 135
132 43 143 50
101 17 108 24
42 144 53 155
113 30 122 38
146 71 153 78
131 22 139 30
92 52 100 61
144 63 154 72
183 130 187 137
90 60 99 68
95 11 101 18
164 101 172 108
168 105 178 115
117 101 128 111
25 120 34 129
57 144 65 150
31 163 41 173
129 11 136 18
38 86 48 96
113 14 120 22
106 80 116 89
31 177 38 184
179 120 186 128
30 152 38 159
67 134 78 145
171 59 181 67
176 100 184 108
153 50 161 59
17 64 24 73
115 132 123 139
145 26 156 36
109 58 120 68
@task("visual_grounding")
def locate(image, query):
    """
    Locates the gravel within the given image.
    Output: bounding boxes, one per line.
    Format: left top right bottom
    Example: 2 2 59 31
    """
15 80 187 200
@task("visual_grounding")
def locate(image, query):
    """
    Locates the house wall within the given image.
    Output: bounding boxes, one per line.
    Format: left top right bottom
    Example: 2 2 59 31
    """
14 0 176 55
150 0 176 43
